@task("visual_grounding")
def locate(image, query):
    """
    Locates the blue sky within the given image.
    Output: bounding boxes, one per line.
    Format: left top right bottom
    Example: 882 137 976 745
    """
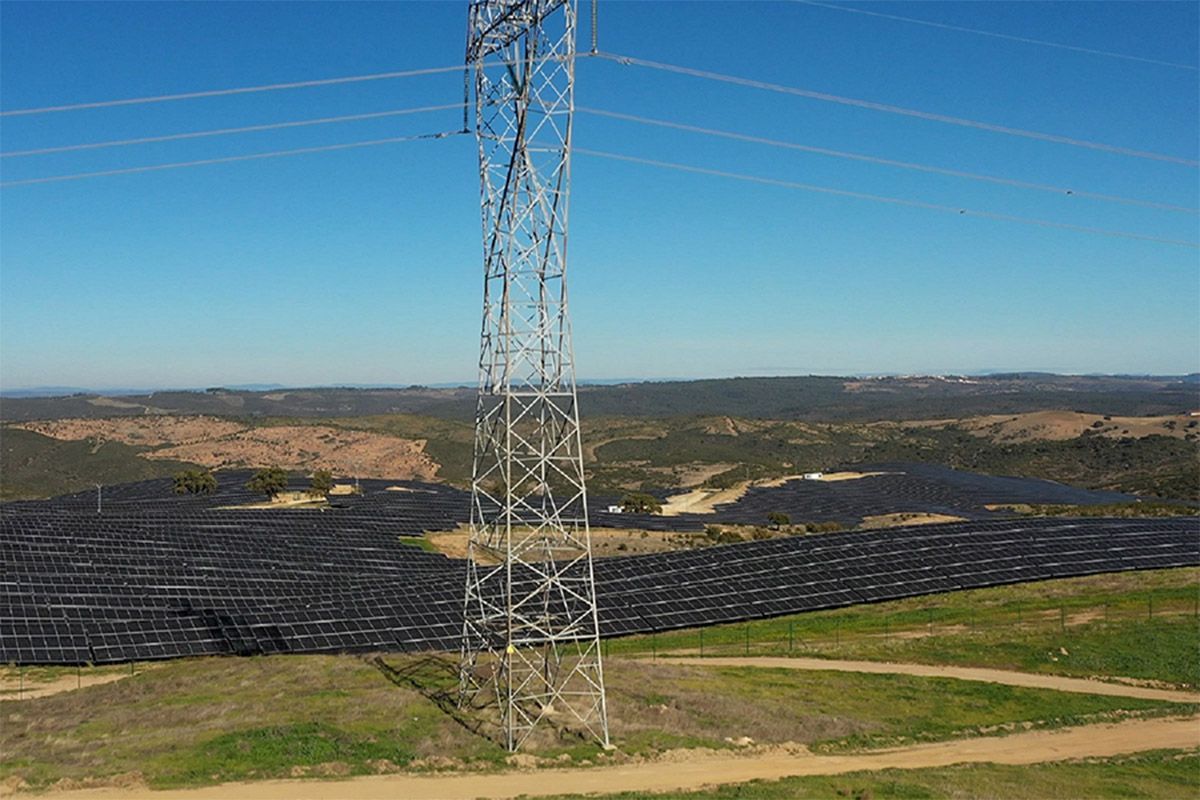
1 1 1197 391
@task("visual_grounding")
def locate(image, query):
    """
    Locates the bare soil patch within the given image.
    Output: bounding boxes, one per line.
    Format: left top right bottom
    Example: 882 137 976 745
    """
0 672 130 701
660 482 751 515
17 416 247 447
15 416 438 480
425 525 691 559
859 512 967 529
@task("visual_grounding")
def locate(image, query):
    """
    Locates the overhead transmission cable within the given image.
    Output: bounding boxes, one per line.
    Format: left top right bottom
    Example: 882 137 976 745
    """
0 130 464 187
574 148 1198 249
0 103 467 158
0 64 468 117
793 1 1199 71
577 107 1198 215
593 52 1199 167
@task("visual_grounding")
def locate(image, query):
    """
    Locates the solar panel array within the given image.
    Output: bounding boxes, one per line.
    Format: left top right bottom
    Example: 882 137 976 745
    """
691 463 1140 528
6 463 1155 533
3 479 1196 664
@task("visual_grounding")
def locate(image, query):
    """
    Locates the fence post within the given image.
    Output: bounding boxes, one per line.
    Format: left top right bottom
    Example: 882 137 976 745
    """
788 621 794 654
77 664 81 689
744 624 750 656
927 608 933 636
652 632 657 661
18 666 23 700
699 628 704 658
1060 606 1066 634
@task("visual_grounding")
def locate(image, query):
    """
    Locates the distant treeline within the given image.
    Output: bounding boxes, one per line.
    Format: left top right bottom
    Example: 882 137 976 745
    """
2 374 1196 423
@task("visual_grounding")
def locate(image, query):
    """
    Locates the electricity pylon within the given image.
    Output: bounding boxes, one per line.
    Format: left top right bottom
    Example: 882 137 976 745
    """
458 0 609 752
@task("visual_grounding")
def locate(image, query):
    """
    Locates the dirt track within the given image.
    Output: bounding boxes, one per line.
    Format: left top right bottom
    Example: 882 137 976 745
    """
0 672 131 702
32 715 1200 800
652 656 1200 703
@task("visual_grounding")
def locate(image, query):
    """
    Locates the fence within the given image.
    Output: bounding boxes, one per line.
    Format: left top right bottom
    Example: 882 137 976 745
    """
603 590 1200 660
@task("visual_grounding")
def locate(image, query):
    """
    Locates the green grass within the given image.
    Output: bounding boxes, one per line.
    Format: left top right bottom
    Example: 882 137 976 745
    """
0 654 507 790
605 569 1200 686
603 661 1195 755
538 749 1200 799
397 536 440 553
150 722 421 787
4 646 1193 790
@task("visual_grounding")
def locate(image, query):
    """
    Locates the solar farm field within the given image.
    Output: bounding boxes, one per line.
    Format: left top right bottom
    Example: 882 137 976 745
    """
2 465 1197 797
3 465 1197 665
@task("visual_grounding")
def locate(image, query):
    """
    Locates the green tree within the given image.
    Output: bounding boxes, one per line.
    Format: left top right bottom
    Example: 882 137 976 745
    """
309 469 334 496
621 492 662 514
766 511 791 529
246 466 289 499
173 469 217 496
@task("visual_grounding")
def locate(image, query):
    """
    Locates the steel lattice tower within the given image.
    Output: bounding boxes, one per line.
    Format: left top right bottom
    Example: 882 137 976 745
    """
458 0 609 752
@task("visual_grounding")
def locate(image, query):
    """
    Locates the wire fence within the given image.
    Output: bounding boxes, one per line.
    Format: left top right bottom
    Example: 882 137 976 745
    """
604 592 1200 660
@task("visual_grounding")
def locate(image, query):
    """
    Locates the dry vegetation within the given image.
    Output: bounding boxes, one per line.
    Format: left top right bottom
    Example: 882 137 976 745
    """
857 512 967 529
14 417 438 480
902 411 1199 442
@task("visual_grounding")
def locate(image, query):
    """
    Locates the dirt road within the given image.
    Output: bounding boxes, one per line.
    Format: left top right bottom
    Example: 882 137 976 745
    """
652 656 1200 703
32 715 1200 800
0 672 132 702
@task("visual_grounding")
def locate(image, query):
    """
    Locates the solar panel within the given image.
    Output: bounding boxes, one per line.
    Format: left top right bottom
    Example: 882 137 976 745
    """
2 486 1196 666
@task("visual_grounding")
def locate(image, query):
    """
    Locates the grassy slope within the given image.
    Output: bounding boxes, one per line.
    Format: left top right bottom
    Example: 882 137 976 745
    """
0 655 505 789
1 654 1190 790
606 569 1200 686
541 750 1200 800
0 428 199 501
2 571 1197 790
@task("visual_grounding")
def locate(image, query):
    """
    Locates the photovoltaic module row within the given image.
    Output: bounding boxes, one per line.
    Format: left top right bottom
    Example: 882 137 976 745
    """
3 463 1160 534
2 511 1195 665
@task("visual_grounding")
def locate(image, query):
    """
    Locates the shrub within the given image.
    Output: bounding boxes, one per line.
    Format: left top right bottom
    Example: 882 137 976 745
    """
766 511 791 528
621 492 662 514
173 469 217 496
246 466 289 499
310 469 334 496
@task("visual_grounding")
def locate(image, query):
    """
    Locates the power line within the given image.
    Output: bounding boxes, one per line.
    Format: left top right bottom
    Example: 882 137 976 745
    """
578 107 1198 215
594 52 1199 167
573 147 1198 249
794 1 1199 71
1 103 467 158
0 64 466 117
0 130 464 187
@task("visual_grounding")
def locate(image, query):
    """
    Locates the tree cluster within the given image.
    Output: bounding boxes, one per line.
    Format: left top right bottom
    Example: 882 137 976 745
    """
246 466 289 499
621 492 662 514
173 469 217 496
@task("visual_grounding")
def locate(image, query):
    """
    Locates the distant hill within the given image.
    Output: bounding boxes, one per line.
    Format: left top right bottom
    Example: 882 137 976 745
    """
2 374 1194 423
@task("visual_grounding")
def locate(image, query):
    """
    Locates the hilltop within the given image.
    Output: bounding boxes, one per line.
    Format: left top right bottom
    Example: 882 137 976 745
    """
1 373 1196 423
